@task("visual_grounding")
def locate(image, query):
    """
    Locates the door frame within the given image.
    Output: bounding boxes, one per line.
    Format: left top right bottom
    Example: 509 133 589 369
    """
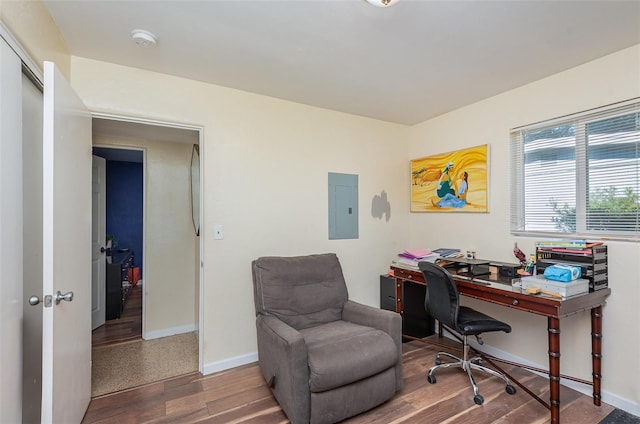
92 113 204 373
91 155 107 330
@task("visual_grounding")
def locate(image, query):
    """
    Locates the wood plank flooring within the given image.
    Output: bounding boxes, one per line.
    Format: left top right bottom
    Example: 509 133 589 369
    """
82 338 615 424
92 284 142 348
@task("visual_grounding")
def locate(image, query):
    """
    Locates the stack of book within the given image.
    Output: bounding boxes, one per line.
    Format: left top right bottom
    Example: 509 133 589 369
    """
392 249 439 270
431 248 462 258
535 240 588 248
535 240 603 254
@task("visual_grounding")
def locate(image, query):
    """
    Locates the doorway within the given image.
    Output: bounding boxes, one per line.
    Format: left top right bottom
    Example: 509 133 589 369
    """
91 146 143 347
90 116 202 396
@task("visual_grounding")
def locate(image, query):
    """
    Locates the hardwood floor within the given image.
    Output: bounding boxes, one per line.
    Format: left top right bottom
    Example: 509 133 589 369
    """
92 284 142 348
82 338 614 424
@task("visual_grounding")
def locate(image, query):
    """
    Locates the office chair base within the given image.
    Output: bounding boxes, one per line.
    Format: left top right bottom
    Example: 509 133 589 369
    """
473 394 484 405
427 348 517 405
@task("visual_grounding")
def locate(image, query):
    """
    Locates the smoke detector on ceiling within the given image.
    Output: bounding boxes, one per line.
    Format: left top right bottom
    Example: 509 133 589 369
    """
364 0 401 7
131 29 157 48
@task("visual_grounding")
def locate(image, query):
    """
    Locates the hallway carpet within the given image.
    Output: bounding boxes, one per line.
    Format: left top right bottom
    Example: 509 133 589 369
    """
91 332 198 397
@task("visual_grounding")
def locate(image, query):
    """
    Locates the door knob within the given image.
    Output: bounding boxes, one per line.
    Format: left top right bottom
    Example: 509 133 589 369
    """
100 246 106 253
29 295 53 307
54 291 73 305
29 293 70 307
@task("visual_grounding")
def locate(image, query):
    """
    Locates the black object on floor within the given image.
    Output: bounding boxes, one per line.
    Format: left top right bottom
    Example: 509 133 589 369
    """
599 408 640 424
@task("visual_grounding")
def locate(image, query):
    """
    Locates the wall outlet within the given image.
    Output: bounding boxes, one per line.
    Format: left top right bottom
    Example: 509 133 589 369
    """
214 224 224 240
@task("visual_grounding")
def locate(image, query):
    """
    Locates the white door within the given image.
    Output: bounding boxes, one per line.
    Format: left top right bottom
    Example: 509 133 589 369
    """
0 35 23 424
92 155 107 329
41 61 92 423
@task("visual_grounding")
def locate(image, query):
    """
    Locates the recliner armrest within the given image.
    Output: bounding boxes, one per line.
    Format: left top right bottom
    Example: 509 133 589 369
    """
256 314 310 423
343 300 401 339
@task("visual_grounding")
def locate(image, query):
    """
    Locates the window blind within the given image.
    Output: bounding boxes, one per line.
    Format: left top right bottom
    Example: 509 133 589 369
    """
510 99 640 240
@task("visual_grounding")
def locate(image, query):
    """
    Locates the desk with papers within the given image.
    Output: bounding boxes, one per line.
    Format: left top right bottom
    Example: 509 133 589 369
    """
389 263 611 424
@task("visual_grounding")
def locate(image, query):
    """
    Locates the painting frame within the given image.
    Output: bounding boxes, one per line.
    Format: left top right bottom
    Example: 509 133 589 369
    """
410 144 488 213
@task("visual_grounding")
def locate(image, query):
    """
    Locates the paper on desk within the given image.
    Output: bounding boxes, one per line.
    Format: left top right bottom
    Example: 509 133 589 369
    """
403 248 433 258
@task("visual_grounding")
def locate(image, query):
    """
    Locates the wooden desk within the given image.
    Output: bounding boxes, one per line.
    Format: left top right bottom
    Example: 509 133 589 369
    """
390 266 611 424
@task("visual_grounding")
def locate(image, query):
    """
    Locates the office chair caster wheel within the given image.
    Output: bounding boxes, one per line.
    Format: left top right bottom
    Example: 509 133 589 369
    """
506 384 517 395
427 374 437 384
473 394 484 405
435 356 442 365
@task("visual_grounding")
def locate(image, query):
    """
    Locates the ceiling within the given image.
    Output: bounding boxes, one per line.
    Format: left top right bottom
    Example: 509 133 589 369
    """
44 0 640 125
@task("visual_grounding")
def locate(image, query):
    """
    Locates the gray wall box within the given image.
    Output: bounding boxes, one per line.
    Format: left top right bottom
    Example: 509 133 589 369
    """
328 172 358 239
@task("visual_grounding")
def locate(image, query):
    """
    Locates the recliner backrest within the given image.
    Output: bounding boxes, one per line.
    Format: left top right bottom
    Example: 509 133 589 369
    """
418 262 460 331
252 253 349 330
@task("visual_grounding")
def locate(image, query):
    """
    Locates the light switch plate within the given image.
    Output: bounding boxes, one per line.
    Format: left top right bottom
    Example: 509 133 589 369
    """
214 224 224 240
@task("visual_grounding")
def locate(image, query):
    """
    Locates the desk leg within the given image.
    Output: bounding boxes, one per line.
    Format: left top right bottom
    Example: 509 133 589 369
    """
548 317 561 424
591 306 603 406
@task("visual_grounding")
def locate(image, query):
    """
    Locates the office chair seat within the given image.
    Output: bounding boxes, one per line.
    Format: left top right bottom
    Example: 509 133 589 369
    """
457 306 512 335
418 261 517 406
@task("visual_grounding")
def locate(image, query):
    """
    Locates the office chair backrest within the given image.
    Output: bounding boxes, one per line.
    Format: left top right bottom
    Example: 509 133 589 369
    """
418 262 460 330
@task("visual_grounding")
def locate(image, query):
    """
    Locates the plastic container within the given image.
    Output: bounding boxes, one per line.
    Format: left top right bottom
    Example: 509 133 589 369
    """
521 275 589 299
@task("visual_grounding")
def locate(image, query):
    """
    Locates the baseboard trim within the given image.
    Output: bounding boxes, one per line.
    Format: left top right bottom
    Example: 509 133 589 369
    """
473 341 640 417
202 352 259 376
144 324 196 340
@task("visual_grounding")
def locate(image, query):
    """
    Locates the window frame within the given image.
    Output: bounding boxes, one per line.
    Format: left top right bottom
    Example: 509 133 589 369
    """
510 98 640 242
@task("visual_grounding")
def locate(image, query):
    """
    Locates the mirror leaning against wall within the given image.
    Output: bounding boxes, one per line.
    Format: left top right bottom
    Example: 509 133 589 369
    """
190 144 200 236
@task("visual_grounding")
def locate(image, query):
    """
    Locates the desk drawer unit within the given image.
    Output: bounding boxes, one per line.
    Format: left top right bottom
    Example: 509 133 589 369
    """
392 267 423 285
456 281 560 317
381 273 434 339
379 274 398 312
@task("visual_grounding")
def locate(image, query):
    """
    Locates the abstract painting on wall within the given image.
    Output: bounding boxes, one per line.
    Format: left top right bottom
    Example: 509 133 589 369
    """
410 144 488 213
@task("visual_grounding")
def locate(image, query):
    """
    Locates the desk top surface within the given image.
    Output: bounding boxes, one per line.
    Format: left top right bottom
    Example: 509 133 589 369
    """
390 264 610 317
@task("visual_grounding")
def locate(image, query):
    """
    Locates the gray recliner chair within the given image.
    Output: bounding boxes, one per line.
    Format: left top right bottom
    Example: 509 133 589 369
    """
251 253 402 424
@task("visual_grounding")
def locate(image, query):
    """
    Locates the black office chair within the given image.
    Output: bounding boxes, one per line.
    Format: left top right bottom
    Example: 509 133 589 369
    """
418 261 516 405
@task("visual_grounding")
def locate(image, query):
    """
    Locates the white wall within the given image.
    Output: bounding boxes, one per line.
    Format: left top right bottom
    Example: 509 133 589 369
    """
408 44 640 413
73 57 410 366
93 134 197 337
0 0 70 78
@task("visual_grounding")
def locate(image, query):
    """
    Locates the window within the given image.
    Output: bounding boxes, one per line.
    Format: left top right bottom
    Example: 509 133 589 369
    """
510 99 640 240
